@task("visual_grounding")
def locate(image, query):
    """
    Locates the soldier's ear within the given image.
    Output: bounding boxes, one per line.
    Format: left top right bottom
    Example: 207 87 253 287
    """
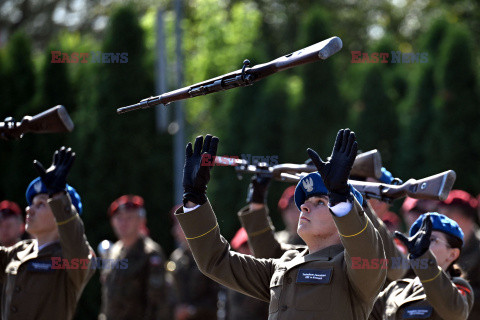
448 248 460 264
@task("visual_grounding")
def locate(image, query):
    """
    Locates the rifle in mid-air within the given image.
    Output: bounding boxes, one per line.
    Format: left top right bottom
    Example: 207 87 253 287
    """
214 149 383 181
219 155 456 201
117 36 343 114
0 105 74 140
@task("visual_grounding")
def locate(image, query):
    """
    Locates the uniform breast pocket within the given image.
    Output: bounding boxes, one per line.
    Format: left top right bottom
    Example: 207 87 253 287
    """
269 283 282 314
294 268 332 311
269 270 284 314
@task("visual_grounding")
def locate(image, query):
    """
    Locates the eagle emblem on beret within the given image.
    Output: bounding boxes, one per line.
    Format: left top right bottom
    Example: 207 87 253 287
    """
302 177 314 192
34 181 43 193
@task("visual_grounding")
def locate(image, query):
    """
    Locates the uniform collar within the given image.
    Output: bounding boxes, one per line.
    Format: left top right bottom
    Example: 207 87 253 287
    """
395 277 427 307
284 244 344 270
16 240 61 264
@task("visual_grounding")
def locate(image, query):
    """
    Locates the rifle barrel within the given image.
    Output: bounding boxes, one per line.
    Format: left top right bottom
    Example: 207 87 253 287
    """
117 36 342 114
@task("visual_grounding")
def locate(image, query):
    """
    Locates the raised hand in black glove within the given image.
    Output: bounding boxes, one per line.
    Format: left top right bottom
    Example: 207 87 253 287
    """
33 147 76 196
395 215 432 259
307 128 358 206
246 169 271 204
183 134 219 205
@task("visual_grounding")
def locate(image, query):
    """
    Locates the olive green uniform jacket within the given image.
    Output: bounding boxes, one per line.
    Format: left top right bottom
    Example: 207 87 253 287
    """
238 201 406 282
175 197 386 320
369 250 473 320
99 236 170 320
226 286 269 320
167 246 219 320
0 193 95 320
458 228 480 320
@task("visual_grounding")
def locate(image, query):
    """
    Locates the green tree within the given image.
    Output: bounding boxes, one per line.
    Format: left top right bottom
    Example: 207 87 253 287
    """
68 5 173 318
354 63 397 163
424 23 480 192
396 18 449 177
348 36 402 166
0 32 38 209
286 7 347 158
2 32 36 114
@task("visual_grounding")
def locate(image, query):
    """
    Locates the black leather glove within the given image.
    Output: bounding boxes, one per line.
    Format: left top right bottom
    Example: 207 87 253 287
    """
33 147 76 196
183 134 219 205
395 215 432 259
246 169 271 204
307 129 358 206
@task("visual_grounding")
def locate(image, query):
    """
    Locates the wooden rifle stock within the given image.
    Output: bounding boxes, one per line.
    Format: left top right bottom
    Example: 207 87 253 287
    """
350 149 382 179
0 105 74 140
264 169 456 202
351 170 456 201
117 36 343 114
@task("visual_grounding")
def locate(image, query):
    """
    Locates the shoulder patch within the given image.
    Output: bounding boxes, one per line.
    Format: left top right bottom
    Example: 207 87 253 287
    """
455 284 471 297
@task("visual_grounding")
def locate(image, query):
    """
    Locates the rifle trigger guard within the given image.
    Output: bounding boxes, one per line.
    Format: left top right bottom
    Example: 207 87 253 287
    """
241 59 250 82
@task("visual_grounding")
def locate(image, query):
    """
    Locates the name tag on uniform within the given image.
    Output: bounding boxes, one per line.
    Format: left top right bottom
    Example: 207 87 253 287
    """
402 306 433 319
296 269 332 284
27 261 53 272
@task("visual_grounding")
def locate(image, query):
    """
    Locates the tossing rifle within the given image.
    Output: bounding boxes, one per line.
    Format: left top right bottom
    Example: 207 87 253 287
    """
219 155 456 202
277 170 456 202
213 149 383 181
117 36 343 114
0 105 74 140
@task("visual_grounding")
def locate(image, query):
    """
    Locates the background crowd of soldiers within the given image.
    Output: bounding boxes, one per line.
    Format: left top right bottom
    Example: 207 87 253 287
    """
0 140 479 319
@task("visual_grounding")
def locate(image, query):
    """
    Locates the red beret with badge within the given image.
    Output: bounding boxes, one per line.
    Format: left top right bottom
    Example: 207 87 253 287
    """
0 200 22 219
108 195 145 217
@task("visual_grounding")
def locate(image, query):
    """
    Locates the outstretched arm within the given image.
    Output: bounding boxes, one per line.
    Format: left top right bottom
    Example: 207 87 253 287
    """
308 129 386 302
396 216 473 320
177 135 275 301
34 147 95 290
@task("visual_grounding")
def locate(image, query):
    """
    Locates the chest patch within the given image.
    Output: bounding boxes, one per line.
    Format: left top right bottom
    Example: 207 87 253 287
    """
296 269 332 284
402 306 433 319
27 261 53 272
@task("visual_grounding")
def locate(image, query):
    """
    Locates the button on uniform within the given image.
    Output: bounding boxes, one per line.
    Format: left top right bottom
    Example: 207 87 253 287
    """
14 286 20 293
10 306 17 313
281 305 288 312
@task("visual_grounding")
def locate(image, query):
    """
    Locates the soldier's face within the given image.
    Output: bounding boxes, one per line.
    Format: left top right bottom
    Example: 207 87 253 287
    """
298 196 337 240
111 209 144 240
429 231 460 271
25 194 57 236
0 216 24 246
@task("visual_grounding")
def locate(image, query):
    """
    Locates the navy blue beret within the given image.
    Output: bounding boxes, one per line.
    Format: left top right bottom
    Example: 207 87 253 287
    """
410 212 464 245
26 177 83 215
294 172 363 210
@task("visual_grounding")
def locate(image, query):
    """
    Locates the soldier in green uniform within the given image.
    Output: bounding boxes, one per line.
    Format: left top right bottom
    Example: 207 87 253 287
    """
437 190 480 320
239 172 406 282
99 195 170 320
174 129 387 320
238 179 304 258
0 201 25 247
370 212 474 319
167 205 219 320
225 227 269 320
0 147 95 320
